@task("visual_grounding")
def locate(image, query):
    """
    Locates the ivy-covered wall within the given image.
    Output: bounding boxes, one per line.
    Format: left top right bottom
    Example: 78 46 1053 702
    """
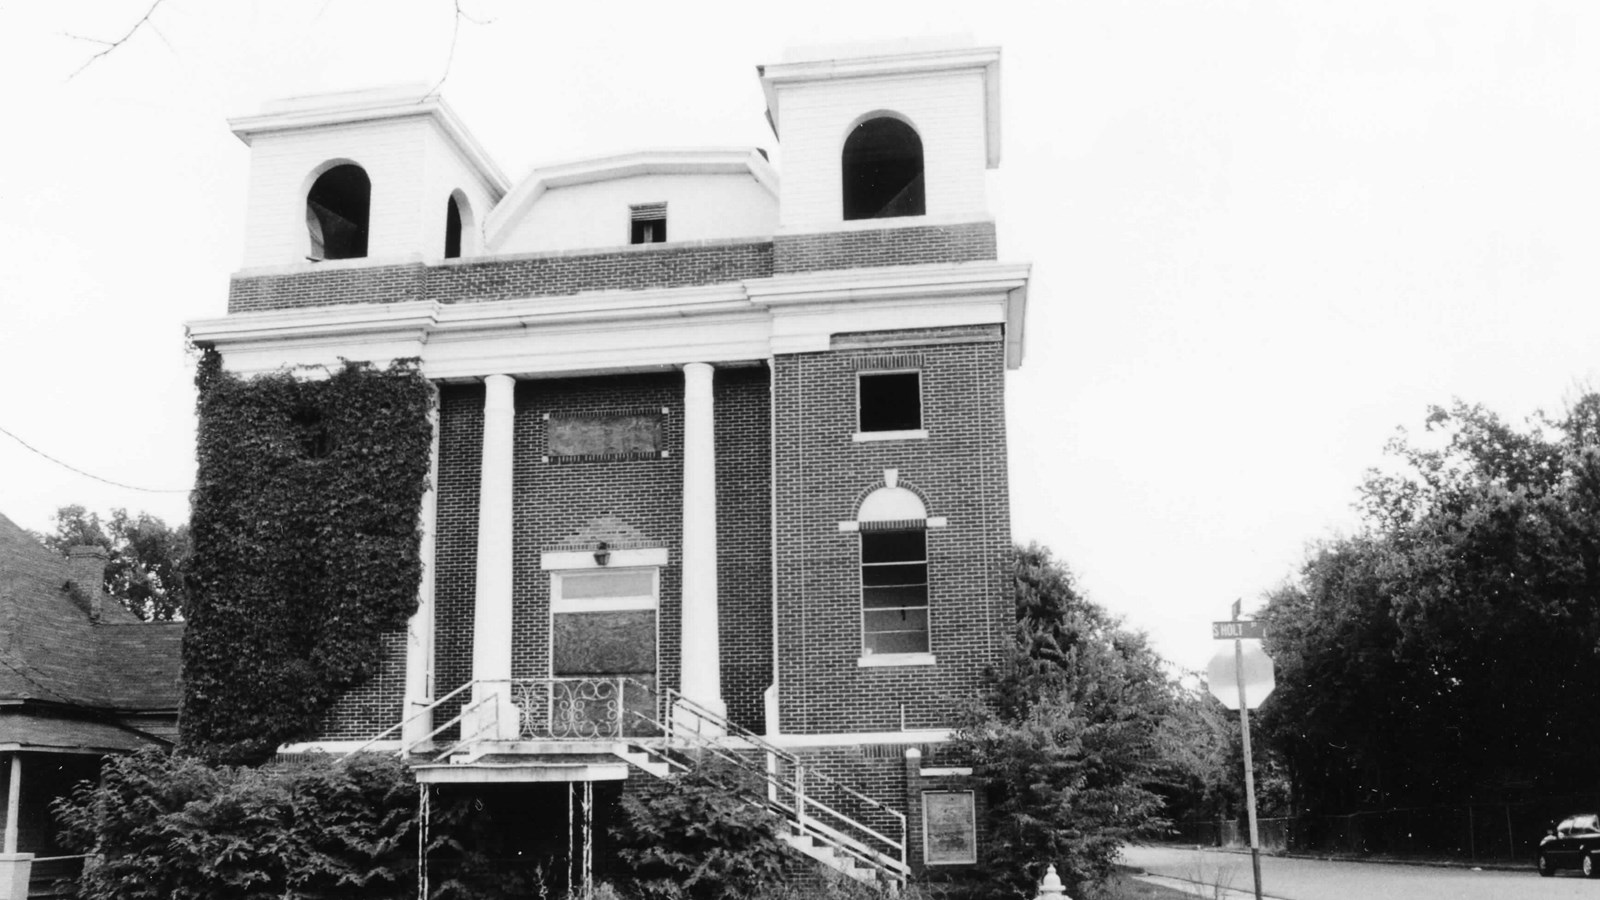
183 350 433 764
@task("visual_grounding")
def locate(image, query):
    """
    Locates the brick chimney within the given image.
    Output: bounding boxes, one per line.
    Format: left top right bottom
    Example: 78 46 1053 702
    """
65 545 109 622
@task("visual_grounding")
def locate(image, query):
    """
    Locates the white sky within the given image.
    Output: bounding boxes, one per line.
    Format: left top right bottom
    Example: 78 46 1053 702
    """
3 1 1599 674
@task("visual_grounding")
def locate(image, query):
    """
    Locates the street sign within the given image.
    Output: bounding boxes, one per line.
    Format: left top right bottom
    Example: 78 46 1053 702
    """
1212 605 1274 900
1212 620 1267 640
1206 641 1275 710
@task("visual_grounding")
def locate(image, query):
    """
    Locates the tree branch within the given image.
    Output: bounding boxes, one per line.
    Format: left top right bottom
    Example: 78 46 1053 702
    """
67 0 168 80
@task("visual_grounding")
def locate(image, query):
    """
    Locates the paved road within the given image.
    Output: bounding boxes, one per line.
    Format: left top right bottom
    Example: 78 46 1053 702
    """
1121 844 1598 900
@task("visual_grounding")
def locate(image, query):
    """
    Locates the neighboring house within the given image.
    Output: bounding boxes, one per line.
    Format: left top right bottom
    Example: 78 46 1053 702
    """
0 513 183 898
186 37 1030 892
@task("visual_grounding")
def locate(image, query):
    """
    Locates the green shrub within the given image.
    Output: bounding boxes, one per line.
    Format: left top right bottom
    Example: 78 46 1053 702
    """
53 749 418 900
609 760 797 900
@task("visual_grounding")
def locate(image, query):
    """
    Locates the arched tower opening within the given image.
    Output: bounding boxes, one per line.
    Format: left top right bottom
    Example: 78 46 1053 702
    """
305 163 371 260
841 116 925 221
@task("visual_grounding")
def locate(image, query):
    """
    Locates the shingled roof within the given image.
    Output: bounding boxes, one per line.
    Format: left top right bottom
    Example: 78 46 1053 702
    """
0 511 183 715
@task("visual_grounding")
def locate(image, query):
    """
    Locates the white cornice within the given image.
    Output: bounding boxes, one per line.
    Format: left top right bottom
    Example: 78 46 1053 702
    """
485 149 779 251
187 260 1032 377
229 88 510 198
758 46 1002 167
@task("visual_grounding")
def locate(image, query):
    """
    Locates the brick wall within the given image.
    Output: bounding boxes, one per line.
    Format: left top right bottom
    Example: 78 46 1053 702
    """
228 240 775 313
714 366 772 732
426 383 485 733
773 327 1014 735
771 222 996 274
319 631 408 740
506 374 685 704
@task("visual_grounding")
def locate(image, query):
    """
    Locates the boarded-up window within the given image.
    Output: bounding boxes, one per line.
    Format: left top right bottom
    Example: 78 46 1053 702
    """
548 413 664 460
923 791 977 865
550 567 659 736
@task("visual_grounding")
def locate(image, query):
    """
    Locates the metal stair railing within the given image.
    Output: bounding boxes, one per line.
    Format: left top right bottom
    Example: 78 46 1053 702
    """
342 677 908 885
340 679 479 760
631 685 909 884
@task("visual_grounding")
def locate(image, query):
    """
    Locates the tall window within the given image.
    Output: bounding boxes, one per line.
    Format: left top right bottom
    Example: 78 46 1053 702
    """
305 164 371 260
862 529 929 655
842 116 925 221
444 195 464 259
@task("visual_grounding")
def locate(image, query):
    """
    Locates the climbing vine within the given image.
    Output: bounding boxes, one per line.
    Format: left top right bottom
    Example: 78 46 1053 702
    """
182 350 433 764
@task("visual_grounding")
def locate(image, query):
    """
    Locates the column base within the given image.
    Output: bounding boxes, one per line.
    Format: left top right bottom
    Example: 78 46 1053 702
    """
673 696 728 740
0 854 33 900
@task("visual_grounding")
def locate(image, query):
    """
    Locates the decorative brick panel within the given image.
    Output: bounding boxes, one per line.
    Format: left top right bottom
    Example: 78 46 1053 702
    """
773 329 1014 735
228 240 775 313
772 222 997 274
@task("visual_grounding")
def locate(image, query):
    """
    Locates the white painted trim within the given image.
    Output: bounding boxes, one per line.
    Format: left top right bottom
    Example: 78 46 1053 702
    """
852 429 928 443
759 44 1002 166
919 767 973 777
189 260 1033 377
540 548 669 570
858 652 936 668
230 88 510 196
550 596 656 614
838 517 946 532
760 730 951 749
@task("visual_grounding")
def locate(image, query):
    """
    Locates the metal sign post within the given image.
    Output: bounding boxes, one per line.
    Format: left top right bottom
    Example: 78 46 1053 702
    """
1216 599 1265 900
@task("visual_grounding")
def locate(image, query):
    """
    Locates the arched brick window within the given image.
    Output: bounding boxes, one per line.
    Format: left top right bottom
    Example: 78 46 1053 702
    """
305 164 370 260
842 116 925 221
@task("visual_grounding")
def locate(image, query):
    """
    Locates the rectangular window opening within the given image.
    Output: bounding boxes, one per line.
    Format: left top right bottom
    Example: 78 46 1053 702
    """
859 371 922 433
862 530 928 656
630 202 668 244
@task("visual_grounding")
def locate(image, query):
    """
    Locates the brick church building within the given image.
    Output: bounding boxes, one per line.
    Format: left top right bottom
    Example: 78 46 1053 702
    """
188 37 1031 891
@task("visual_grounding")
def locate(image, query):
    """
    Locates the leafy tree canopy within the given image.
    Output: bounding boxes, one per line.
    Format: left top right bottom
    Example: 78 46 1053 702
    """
32 504 190 622
1260 396 1600 813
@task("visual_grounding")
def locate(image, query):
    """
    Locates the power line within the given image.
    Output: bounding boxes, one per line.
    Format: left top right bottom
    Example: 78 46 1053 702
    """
0 423 189 494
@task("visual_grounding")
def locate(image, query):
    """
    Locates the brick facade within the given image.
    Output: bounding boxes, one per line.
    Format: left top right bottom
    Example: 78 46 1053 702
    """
773 328 1014 735
417 369 775 735
771 222 997 274
228 223 998 315
228 239 775 313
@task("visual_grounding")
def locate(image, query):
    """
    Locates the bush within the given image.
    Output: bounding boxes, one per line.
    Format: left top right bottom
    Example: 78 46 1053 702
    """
609 759 797 900
53 749 418 900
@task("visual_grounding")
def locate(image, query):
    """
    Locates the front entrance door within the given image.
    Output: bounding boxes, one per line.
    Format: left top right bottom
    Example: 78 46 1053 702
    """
549 568 659 737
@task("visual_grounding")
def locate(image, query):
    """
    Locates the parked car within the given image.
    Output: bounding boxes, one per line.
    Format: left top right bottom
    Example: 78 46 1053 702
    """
1539 814 1600 877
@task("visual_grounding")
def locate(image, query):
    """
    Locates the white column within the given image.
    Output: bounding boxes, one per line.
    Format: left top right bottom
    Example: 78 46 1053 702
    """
679 363 725 724
470 374 518 740
402 382 441 752
3 753 19 854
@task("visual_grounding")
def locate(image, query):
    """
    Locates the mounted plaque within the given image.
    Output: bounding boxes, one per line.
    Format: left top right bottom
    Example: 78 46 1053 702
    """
548 412 664 459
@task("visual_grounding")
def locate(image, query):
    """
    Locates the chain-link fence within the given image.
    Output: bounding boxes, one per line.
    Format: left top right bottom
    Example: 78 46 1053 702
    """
1178 796 1600 863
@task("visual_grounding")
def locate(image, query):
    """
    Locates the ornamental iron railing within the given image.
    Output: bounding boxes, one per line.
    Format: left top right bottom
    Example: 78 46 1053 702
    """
350 676 908 888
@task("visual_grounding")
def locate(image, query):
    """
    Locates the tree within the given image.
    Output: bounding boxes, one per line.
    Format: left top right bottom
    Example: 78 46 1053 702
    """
1259 395 1600 815
952 544 1177 898
33 504 190 621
